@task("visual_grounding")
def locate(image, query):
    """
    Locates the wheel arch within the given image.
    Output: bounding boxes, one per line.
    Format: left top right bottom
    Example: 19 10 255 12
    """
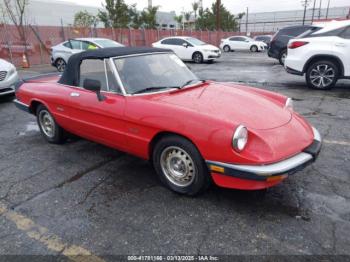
148 131 199 161
303 55 344 76
54 57 66 65
29 99 49 115
192 51 203 60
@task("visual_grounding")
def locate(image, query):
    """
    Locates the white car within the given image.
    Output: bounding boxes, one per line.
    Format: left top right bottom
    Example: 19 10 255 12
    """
285 20 350 90
220 36 268 52
152 37 221 63
51 38 124 72
0 59 19 96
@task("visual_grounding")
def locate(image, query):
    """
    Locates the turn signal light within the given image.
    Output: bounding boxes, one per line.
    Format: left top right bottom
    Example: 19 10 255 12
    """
288 41 309 49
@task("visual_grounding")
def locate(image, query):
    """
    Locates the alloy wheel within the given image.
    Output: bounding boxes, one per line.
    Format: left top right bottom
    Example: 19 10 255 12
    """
56 59 66 72
310 64 335 89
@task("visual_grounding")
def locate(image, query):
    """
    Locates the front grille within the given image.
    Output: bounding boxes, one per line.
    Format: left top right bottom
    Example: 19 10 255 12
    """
214 50 220 53
0 71 7 81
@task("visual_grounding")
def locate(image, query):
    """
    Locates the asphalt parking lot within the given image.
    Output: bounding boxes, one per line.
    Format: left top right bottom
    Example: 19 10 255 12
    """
1 51 350 259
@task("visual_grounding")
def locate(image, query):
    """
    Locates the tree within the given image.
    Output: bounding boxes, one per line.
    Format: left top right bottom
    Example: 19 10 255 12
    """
192 2 199 20
195 3 239 31
74 10 97 28
174 15 183 29
140 6 159 29
184 11 192 29
129 4 143 29
1 0 30 59
98 0 130 28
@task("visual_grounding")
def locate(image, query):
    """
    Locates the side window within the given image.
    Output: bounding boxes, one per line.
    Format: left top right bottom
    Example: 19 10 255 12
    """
70 40 82 50
79 59 108 91
229 37 239 41
161 39 175 45
63 42 72 49
82 41 98 50
175 39 187 46
340 27 350 39
105 61 121 94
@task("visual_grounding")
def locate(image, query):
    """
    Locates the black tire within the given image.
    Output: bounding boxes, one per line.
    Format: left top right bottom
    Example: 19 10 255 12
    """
193 52 203 64
250 45 258 52
55 58 66 72
36 104 66 144
223 45 231 52
306 60 339 90
279 50 287 65
152 135 211 196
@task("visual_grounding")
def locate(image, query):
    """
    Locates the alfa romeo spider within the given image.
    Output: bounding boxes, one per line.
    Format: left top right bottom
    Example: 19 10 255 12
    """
14 47 322 195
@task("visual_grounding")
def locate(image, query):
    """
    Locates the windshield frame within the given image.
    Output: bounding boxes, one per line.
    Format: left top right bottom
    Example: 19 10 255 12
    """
110 52 199 96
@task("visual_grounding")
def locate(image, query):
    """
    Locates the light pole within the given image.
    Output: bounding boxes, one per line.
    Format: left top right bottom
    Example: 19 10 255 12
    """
326 0 330 19
301 0 310 25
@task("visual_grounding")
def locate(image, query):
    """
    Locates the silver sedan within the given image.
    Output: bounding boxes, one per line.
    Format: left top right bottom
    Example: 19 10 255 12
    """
0 59 19 96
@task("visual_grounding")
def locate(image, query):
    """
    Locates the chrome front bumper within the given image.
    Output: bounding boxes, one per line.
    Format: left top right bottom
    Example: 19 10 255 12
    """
0 71 19 96
207 127 322 181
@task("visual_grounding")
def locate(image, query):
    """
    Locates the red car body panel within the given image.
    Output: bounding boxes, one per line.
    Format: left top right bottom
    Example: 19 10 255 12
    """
16 76 317 190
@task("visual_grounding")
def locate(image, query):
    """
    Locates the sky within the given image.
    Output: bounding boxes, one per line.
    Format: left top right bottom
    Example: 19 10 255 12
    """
61 0 350 14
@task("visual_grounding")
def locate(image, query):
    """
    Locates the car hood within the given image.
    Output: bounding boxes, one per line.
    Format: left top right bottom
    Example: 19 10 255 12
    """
155 82 292 130
199 44 219 51
0 59 15 71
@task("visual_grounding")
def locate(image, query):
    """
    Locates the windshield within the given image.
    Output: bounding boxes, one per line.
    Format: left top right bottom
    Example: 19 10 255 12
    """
93 39 123 48
186 38 206 46
246 37 254 41
114 53 198 94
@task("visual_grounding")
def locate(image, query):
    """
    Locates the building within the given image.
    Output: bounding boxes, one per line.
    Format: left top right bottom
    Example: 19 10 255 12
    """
20 0 177 29
240 5 350 33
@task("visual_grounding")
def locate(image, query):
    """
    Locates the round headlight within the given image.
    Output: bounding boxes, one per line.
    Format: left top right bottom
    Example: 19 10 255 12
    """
285 98 293 111
232 125 248 152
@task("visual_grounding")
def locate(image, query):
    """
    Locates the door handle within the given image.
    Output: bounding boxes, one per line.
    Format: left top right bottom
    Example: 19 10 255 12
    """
70 92 80 97
335 43 346 47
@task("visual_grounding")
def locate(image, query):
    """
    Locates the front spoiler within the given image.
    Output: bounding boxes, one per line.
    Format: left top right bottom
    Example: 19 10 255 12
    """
206 127 322 182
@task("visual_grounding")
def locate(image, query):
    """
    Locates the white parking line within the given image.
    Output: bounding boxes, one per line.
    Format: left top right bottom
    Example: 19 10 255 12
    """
324 140 350 146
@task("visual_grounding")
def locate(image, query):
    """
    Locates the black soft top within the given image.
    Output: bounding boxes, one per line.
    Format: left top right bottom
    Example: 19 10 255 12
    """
58 47 171 86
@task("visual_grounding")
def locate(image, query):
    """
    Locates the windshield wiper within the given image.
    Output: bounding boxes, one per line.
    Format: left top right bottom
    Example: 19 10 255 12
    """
132 86 179 95
180 79 206 89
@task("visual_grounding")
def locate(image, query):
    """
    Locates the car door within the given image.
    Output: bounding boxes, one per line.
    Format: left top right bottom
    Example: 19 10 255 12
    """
67 58 127 150
228 37 240 50
336 26 350 76
240 37 252 50
175 39 194 60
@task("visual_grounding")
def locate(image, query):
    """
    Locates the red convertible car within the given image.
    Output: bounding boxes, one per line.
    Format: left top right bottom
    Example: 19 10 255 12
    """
14 47 322 195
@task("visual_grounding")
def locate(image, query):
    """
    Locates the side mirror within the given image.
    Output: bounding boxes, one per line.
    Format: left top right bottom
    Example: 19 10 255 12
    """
83 78 105 101
182 43 189 48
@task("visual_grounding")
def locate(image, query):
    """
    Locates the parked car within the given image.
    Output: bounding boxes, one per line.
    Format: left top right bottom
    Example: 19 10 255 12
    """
51 38 124 72
268 25 319 65
152 37 221 63
220 36 268 52
285 21 350 90
0 58 19 96
14 47 322 196
254 35 272 48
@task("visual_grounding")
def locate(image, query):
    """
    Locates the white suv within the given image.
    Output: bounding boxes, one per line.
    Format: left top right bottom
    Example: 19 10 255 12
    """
285 21 350 89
